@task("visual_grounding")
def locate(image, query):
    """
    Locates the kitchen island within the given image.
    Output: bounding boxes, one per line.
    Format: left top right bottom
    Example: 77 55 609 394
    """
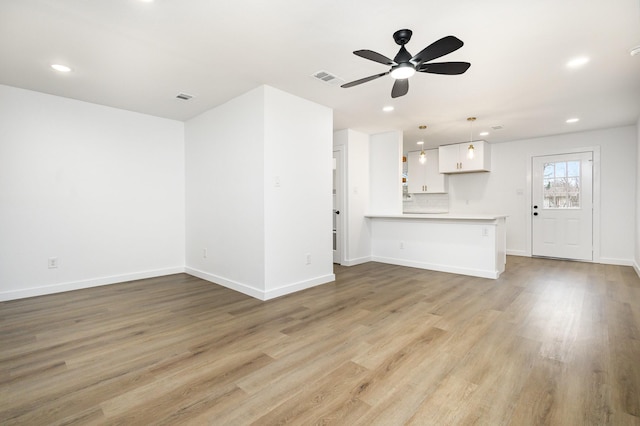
366 214 507 279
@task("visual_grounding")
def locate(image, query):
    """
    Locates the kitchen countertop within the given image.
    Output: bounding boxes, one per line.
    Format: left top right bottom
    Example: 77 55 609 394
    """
367 213 507 220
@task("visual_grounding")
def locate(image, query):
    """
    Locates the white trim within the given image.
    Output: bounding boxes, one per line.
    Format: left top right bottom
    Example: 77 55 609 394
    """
185 267 335 301
371 256 500 279
185 267 265 300
341 256 373 266
527 146 601 261
599 257 634 267
0 267 185 302
633 261 640 278
263 274 336 300
506 249 529 257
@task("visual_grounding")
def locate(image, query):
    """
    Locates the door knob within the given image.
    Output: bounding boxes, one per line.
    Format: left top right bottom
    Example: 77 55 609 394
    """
334 210 340 215
533 212 538 216
533 205 538 209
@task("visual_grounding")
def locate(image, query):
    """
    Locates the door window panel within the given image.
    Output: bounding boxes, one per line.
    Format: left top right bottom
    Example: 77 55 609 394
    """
542 160 581 209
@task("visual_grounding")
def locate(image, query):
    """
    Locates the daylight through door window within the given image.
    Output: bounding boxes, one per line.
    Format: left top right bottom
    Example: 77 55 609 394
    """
542 160 581 208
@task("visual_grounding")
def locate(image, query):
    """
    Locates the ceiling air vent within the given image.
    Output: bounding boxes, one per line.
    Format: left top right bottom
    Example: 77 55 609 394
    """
312 70 345 86
176 92 194 101
491 125 504 130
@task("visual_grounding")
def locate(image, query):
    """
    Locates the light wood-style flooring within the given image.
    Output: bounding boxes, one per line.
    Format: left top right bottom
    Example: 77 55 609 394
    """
1 256 640 425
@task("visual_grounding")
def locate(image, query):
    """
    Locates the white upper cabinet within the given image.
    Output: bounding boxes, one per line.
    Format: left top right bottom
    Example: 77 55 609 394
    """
439 140 491 173
407 149 448 193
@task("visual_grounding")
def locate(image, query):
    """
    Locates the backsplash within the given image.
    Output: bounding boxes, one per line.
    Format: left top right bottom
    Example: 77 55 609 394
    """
403 193 449 213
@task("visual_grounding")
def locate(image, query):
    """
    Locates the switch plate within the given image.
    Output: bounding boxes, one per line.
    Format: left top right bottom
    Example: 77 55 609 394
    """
48 257 58 269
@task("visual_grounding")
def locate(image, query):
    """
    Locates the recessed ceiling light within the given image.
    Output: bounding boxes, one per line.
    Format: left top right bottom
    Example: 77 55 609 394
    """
566 57 589 68
566 118 580 123
417 141 424 145
479 131 489 136
382 106 394 112
51 64 72 73
630 46 640 57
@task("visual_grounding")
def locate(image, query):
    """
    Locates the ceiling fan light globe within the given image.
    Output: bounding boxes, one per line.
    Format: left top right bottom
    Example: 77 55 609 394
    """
390 64 415 79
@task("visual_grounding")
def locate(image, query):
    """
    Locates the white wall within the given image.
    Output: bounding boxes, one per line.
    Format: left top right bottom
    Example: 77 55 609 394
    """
333 129 371 265
263 86 334 297
448 125 637 264
0 85 185 301
369 131 403 214
185 87 266 295
185 85 334 300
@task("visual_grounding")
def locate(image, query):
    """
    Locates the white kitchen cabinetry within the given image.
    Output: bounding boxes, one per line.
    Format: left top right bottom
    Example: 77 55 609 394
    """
439 140 491 173
408 149 447 193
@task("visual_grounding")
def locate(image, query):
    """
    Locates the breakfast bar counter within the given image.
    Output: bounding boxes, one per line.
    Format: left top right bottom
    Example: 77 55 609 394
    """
365 213 507 279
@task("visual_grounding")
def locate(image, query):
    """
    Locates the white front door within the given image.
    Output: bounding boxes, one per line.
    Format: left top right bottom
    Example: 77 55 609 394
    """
532 152 593 261
332 149 343 264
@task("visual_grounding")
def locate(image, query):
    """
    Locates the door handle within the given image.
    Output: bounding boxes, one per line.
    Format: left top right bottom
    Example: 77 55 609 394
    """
334 210 340 215
533 212 538 216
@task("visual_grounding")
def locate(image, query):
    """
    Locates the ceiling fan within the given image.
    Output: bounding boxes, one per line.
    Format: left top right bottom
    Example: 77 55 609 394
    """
341 29 471 98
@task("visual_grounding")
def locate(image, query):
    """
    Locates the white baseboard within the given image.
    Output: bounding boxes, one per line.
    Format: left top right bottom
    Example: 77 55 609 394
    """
185 267 336 301
0 267 186 302
371 256 500 279
185 267 265 300
506 249 529 257
340 256 372 266
598 257 634 267
263 274 335 300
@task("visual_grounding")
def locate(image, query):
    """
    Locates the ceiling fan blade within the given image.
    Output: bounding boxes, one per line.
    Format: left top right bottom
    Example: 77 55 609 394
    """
354 50 396 66
411 35 464 65
417 62 471 75
391 79 409 98
341 71 390 88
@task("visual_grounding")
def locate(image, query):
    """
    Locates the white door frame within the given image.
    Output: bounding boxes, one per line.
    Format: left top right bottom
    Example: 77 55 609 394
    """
525 145 601 262
333 146 346 265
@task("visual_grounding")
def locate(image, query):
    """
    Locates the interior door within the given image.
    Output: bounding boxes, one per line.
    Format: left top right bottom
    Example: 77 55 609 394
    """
532 152 593 260
332 149 343 264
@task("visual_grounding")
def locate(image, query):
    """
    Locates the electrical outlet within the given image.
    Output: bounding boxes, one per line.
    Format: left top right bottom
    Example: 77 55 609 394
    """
306 253 311 265
48 257 58 269
482 228 489 237
400 241 404 249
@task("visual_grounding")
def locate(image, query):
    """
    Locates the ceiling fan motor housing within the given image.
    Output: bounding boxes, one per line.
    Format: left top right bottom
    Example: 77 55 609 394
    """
393 29 413 45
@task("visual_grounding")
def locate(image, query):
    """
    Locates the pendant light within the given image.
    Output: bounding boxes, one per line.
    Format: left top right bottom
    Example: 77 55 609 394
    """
467 117 476 159
418 125 427 164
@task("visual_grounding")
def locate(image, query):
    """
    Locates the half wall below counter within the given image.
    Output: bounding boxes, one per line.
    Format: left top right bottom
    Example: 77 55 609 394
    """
366 214 507 279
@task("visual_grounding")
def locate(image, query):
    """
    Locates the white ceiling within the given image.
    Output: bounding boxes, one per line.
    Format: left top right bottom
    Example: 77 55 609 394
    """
1 0 639 152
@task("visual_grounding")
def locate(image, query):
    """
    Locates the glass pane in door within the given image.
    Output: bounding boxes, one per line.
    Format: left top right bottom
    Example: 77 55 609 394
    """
542 160 581 209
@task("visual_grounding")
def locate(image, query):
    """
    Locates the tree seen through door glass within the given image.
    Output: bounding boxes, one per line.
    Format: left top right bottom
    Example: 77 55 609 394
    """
542 161 581 209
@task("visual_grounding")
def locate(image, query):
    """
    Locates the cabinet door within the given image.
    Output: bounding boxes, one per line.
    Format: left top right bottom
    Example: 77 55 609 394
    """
407 151 427 193
438 144 460 173
460 140 490 172
424 149 447 192
439 141 491 173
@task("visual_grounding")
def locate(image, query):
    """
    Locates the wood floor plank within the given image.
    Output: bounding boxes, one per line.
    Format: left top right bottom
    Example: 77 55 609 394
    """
1 257 640 424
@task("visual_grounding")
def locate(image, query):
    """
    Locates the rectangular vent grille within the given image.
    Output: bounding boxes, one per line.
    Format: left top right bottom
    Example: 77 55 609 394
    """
491 125 504 130
176 92 194 101
312 70 345 86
